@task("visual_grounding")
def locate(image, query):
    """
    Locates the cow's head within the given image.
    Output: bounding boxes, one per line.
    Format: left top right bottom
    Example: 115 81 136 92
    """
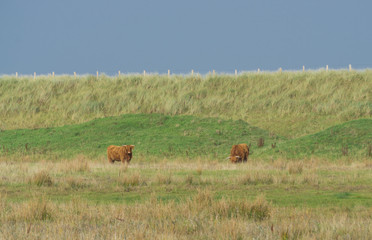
122 145 135 159
226 155 241 163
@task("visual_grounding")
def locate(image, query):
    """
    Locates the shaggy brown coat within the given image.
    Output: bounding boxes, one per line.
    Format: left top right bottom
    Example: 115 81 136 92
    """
107 145 135 164
229 143 249 163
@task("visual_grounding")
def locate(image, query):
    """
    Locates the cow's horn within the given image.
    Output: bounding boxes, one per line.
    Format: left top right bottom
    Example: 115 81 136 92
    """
236 156 241 158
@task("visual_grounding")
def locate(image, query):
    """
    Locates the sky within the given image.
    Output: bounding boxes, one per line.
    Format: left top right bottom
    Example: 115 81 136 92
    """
1 0 372 75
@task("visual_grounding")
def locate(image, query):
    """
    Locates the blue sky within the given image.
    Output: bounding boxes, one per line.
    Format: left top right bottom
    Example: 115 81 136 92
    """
1 0 371 75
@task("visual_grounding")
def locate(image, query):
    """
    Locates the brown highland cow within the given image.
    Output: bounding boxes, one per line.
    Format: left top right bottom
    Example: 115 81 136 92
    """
107 145 135 164
227 143 250 163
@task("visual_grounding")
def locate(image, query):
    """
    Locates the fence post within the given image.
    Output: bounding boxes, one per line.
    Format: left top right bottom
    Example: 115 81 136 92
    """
53 72 55 78
34 72 36 80
213 70 215 76
279 67 282 73
143 70 146 77
191 69 194 76
97 71 99 79
118 70 120 77
74 72 76 79
235 69 237 77
16 72 18 78
302 66 305 72
326 65 328 72
168 69 170 78
258 68 260 73
349 64 352 71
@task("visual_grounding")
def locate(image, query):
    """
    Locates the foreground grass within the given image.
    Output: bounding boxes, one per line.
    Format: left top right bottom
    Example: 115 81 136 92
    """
1 70 371 138
0 157 371 239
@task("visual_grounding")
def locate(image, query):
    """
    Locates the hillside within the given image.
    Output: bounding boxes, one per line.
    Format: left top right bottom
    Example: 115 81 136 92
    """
0 70 371 138
0 114 282 159
265 119 372 159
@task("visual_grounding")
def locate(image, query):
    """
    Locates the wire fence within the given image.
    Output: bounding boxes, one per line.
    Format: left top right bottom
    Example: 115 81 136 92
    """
2 64 372 79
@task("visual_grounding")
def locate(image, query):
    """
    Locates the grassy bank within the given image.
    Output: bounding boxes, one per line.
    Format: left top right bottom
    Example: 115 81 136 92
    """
1 114 371 160
0 114 281 159
1 70 371 137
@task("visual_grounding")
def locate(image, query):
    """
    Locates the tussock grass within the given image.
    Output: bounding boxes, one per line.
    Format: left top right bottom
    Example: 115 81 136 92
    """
60 155 90 173
239 171 275 185
156 172 173 185
9 196 53 222
287 161 304 174
1 71 371 137
64 177 87 189
0 191 370 239
0 157 372 239
117 172 144 187
30 171 53 186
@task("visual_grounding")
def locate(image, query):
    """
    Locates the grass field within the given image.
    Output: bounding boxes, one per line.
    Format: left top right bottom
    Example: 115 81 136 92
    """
1 71 371 239
1 114 370 160
1 158 372 239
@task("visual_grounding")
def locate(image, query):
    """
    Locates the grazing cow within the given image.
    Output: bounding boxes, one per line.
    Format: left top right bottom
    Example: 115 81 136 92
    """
107 145 135 164
227 143 250 163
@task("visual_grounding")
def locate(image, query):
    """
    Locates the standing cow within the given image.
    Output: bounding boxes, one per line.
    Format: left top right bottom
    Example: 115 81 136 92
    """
227 143 250 163
107 145 135 164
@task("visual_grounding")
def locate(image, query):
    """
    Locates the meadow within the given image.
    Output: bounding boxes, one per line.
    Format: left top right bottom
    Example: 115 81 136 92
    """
1 158 372 239
0 71 371 239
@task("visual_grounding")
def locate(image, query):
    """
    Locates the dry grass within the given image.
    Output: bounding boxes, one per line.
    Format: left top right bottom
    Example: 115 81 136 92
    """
287 161 304 174
0 192 370 239
156 172 173 185
239 171 274 185
0 157 371 239
60 155 90 173
117 172 144 187
1 71 371 138
30 171 53 186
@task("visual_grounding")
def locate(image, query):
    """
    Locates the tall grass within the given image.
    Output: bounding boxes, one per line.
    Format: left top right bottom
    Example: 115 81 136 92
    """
1 157 372 239
1 70 371 137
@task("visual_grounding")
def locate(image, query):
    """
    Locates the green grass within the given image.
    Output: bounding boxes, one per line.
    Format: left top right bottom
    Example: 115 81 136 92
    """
1 70 371 138
267 119 372 159
0 113 282 159
1 160 372 208
1 114 371 160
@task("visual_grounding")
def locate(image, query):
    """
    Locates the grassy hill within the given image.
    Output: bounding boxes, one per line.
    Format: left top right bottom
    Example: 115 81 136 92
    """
1 70 371 138
1 114 370 160
0 114 282 159
265 119 372 159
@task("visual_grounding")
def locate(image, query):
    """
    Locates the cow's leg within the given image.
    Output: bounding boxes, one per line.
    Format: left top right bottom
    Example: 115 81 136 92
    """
120 155 126 164
108 156 114 164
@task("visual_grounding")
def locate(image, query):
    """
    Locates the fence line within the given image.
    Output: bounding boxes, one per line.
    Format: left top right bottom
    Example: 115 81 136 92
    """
7 64 367 78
